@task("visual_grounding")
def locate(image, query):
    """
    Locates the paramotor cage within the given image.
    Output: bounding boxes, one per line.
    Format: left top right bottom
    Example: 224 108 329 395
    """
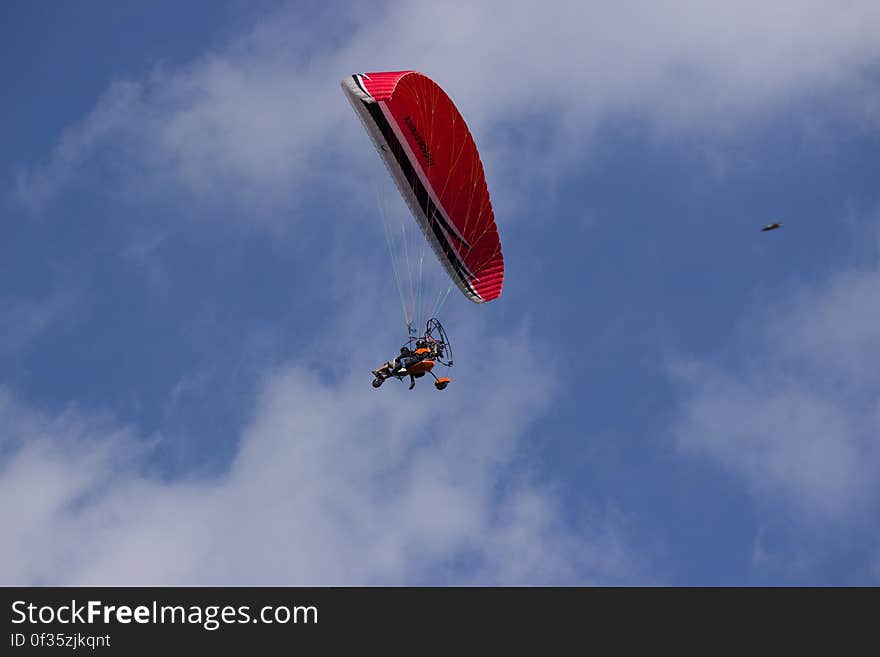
405 317 453 368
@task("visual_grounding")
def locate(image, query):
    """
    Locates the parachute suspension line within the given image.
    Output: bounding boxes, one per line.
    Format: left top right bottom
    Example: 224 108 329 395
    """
416 85 439 330
400 218 414 330
415 233 426 329
376 187 411 333
429 282 454 321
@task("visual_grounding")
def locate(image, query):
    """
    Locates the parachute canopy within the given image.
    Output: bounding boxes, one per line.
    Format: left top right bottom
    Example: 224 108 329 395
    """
342 71 504 303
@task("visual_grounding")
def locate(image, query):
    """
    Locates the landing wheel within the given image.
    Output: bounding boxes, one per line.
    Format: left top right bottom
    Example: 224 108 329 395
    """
372 377 384 388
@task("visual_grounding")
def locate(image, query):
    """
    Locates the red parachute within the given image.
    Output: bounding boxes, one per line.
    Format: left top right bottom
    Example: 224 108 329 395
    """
342 71 504 303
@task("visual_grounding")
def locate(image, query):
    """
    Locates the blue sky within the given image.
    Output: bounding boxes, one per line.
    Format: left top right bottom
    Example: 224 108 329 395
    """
3 1 880 585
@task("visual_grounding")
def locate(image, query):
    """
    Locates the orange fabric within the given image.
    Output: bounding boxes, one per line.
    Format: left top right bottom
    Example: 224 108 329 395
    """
407 360 434 375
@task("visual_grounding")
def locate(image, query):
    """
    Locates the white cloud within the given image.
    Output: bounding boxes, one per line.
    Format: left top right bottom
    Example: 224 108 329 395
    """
768 267 880 386
0 391 147 584
672 362 871 518
0 328 647 585
670 253 880 523
14 0 880 216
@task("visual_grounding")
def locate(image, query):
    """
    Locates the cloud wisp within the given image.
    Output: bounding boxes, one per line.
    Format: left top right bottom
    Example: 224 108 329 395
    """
14 1 880 217
671 247 880 526
0 327 646 586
